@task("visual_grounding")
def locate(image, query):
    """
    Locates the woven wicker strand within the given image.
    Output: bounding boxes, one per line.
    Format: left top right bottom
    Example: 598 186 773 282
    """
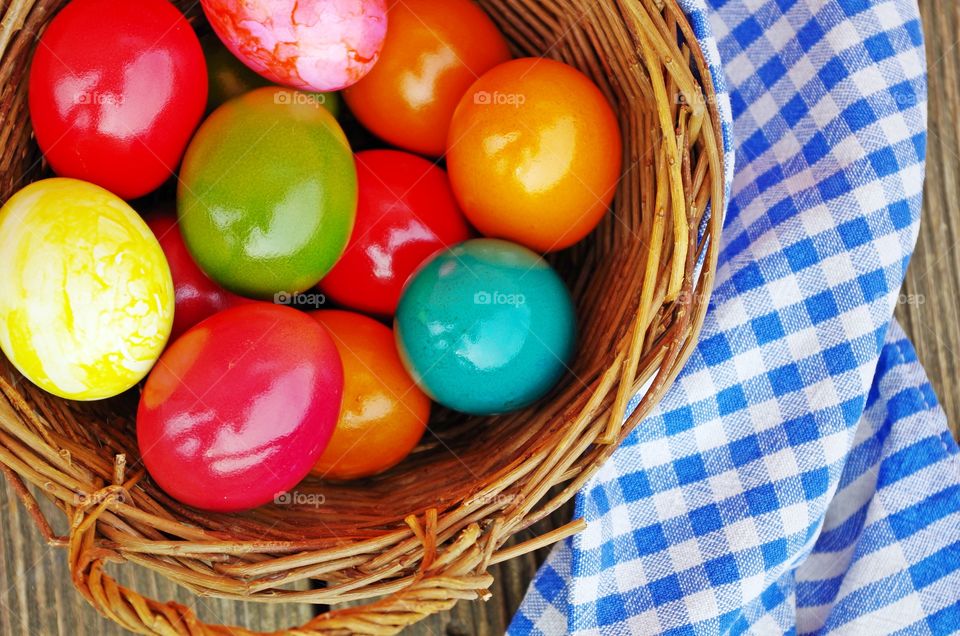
0 0 725 633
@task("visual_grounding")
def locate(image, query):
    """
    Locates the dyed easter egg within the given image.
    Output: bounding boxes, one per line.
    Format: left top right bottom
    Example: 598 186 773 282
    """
319 150 471 316
0 179 174 400
137 303 344 512
178 87 358 299
201 31 269 110
29 0 207 200
201 0 387 92
201 32 341 115
344 0 511 156
311 310 429 480
145 212 250 340
447 58 623 252
395 239 575 415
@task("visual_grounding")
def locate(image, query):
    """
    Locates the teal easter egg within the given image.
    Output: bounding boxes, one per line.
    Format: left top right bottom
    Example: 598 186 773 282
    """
395 239 576 415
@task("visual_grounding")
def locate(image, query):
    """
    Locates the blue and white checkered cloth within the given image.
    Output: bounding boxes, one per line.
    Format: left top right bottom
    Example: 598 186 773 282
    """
509 0 960 633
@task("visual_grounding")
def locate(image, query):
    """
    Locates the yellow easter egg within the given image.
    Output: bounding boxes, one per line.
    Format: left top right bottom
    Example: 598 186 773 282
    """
0 178 174 400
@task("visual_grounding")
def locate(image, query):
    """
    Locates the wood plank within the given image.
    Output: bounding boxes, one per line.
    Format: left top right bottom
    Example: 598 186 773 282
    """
0 476 567 635
896 0 960 439
0 482 315 635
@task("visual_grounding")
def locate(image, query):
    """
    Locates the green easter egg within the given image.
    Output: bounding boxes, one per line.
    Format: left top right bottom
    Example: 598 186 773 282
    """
178 87 357 299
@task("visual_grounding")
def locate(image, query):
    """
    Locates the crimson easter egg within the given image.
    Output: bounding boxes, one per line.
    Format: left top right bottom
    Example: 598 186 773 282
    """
137 304 344 512
145 212 249 341
29 0 207 200
320 150 471 316
201 0 387 92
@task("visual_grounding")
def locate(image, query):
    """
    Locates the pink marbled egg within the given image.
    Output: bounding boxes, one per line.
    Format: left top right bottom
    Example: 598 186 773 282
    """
201 0 387 92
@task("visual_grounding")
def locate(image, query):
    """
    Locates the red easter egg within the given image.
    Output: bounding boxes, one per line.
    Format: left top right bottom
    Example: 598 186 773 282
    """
319 150 471 316
29 0 207 199
145 212 250 341
137 304 343 512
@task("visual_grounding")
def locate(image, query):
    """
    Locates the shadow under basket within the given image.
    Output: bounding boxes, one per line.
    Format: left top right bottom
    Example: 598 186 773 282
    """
0 0 726 633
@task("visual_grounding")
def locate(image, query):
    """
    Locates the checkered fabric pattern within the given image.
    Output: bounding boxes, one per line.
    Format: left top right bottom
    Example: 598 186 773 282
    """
509 0 960 633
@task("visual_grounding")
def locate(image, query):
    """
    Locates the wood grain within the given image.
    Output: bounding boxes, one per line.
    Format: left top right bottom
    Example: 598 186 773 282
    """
896 0 960 439
1 1 957 634
0 484 315 635
0 479 568 635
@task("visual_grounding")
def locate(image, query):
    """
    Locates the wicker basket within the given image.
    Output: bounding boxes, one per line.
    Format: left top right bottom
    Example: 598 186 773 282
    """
0 0 725 633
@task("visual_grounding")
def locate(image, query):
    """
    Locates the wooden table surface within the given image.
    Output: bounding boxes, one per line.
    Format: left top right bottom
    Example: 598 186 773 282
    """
2 1 958 634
